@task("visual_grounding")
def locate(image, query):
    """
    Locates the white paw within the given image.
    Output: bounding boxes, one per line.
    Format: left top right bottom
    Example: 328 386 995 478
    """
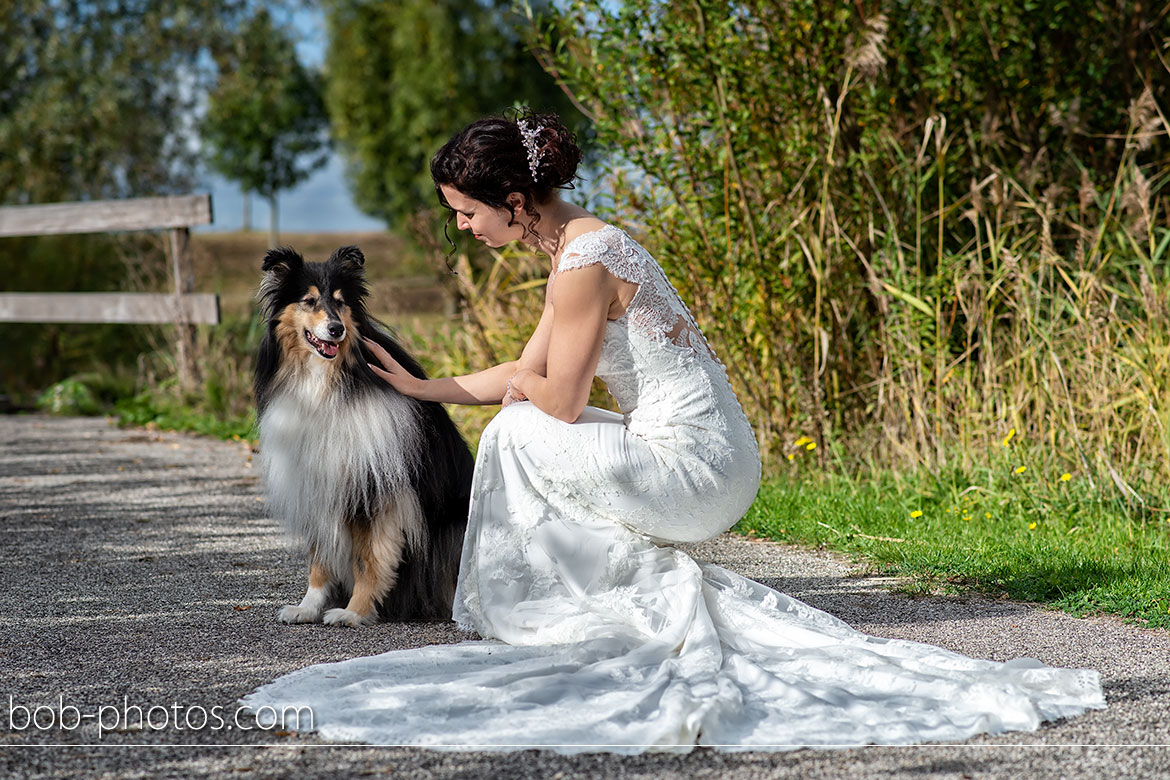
322 608 374 627
278 604 323 624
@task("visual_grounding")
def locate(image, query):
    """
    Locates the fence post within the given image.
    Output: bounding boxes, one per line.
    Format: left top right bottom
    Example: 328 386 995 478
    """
168 226 199 387
0 194 217 388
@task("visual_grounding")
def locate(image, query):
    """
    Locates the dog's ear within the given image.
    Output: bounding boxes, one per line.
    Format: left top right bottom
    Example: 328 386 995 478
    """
262 247 304 277
328 245 365 272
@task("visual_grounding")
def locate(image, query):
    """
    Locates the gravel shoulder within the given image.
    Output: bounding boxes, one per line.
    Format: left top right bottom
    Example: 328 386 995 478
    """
1 415 1167 779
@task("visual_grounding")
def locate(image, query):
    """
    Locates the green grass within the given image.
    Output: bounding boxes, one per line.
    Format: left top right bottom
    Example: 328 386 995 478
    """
112 389 256 441
33 314 261 443
34 371 256 443
735 457 1170 630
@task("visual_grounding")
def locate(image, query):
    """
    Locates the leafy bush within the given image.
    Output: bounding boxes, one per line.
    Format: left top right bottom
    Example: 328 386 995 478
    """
37 378 102 416
113 386 256 441
109 312 263 440
533 0 1170 485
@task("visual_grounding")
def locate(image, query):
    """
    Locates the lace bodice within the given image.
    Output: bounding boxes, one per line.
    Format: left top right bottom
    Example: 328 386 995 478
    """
551 225 749 447
555 224 712 358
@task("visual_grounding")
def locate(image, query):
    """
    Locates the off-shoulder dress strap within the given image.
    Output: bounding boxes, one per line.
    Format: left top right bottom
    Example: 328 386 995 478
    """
555 224 643 284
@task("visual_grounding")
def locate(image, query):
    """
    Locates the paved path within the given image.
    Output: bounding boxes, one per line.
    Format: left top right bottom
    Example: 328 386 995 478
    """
1 415 1167 779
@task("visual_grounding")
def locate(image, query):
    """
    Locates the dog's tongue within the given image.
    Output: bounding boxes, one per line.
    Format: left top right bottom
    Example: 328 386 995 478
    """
322 341 339 357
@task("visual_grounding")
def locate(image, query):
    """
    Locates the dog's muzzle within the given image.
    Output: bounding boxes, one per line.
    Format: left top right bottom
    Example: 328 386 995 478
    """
304 327 342 359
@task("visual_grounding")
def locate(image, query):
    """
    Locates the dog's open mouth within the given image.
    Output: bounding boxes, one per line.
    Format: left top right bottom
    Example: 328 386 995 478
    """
304 330 340 359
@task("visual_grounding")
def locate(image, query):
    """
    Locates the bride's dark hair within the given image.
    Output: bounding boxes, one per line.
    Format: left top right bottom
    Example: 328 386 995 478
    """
430 108 582 252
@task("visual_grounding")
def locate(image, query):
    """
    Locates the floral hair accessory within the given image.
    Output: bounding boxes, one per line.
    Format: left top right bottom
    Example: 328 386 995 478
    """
518 118 545 182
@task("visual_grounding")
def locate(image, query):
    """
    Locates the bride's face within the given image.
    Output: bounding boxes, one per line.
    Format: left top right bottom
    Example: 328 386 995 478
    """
440 185 526 248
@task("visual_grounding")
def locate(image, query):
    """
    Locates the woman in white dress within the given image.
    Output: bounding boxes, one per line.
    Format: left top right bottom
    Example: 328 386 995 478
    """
242 111 1104 751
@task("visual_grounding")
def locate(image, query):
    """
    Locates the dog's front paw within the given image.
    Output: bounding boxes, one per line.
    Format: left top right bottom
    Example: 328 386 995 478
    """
322 608 375 627
278 604 323 624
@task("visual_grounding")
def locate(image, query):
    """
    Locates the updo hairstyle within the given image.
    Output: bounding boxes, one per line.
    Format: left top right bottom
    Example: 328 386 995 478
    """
430 109 582 245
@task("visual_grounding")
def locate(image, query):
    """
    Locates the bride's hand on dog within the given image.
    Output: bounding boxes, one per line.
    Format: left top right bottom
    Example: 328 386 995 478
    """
364 337 423 397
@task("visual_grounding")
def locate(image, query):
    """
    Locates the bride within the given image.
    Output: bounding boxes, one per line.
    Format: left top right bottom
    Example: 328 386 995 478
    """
242 110 1105 751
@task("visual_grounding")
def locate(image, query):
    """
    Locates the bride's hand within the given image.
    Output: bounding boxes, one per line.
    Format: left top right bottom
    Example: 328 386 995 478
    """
502 369 531 407
364 337 424 398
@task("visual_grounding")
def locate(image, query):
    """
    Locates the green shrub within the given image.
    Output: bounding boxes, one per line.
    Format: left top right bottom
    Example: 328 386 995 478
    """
36 378 102 416
533 0 1170 487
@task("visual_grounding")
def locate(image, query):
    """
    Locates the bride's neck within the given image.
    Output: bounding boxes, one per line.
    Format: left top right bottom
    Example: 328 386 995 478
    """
521 197 588 260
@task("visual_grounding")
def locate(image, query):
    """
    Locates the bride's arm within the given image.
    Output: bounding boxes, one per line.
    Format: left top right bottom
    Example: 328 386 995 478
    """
365 295 555 405
507 264 611 423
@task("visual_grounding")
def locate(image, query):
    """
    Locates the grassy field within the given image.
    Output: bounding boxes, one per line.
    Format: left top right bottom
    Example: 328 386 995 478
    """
736 459 1170 630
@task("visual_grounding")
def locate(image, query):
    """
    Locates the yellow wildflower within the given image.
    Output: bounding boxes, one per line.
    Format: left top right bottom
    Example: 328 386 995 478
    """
985 512 992 519
1060 473 1072 482
805 442 817 451
1002 427 1016 447
1028 522 1038 530
787 453 795 461
910 510 923 518
793 436 813 448
1015 465 1026 474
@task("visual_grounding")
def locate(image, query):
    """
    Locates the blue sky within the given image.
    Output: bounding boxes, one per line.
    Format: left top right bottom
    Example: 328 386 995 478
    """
196 5 384 234
198 153 385 234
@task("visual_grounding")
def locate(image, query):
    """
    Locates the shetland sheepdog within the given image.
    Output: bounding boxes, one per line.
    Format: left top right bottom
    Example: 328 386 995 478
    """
254 245 473 626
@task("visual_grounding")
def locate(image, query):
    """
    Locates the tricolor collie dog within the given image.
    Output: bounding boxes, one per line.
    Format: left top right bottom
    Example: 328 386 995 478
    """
255 245 473 626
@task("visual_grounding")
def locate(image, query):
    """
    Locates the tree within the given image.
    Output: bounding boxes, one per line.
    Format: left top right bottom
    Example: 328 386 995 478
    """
322 0 587 230
201 8 330 246
0 0 258 206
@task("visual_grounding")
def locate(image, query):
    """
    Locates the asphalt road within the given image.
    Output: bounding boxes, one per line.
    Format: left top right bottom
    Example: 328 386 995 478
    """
1 415 1167 779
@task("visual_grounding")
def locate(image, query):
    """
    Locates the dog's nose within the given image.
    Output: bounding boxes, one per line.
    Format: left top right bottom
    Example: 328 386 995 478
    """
327 322 345 340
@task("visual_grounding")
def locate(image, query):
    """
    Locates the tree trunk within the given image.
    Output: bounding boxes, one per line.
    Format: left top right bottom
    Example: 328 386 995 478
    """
268 194 278 248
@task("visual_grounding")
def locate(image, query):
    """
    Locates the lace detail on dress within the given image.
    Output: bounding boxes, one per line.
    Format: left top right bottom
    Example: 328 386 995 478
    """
556 225 717 361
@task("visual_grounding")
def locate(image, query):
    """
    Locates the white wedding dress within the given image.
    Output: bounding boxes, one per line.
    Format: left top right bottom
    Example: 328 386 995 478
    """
242 225 1105 751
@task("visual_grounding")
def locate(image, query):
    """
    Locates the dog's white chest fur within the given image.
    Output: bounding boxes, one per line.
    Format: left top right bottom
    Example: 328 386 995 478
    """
258 383 422 561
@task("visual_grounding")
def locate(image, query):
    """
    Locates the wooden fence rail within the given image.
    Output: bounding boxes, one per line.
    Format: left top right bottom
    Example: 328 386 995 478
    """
0 194 218 385
0 293 220 324
0 194 213 238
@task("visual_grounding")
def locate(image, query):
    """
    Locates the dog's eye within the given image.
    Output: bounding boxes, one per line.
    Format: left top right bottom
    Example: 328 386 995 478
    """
302 296 317 308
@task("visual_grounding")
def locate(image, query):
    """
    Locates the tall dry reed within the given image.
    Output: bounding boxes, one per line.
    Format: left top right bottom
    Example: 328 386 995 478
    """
424 4 1170 492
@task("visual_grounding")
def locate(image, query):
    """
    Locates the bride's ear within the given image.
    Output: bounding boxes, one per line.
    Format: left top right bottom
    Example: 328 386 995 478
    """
505 192 526 213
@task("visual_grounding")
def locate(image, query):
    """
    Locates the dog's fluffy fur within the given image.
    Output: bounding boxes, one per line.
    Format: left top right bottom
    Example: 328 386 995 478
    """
255 245 473 626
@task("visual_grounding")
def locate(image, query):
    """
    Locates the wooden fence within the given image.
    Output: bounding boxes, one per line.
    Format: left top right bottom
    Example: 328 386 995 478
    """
0 194 217 385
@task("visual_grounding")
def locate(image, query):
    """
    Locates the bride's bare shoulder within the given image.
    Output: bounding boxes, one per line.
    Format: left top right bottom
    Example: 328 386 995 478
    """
561 216 610 246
